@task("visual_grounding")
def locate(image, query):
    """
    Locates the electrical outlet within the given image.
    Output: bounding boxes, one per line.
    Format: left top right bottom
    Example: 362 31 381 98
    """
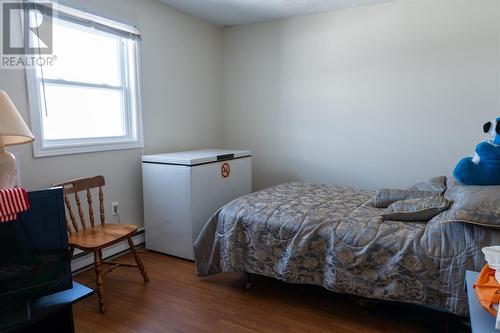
112 202 119 216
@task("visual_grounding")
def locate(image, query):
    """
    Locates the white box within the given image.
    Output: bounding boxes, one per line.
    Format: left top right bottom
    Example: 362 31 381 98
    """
142 149 252 260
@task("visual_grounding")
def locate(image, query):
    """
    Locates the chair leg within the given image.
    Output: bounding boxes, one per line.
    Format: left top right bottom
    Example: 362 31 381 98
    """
127 237 149 283
93 250 105 313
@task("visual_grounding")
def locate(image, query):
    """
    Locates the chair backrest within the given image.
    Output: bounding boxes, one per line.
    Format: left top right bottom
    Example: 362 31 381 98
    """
53 176 106 235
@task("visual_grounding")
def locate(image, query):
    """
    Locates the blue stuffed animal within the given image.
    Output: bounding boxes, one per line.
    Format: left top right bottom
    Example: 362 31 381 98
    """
453 117 500 185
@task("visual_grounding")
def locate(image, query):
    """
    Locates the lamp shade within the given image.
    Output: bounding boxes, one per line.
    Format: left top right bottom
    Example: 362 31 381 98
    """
0 91 35 147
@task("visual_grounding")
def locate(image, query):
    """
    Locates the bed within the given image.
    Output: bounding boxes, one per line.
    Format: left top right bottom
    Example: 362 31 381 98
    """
194 176 500 317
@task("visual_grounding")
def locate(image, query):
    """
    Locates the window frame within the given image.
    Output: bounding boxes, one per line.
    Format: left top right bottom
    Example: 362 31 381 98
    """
25 3 144 158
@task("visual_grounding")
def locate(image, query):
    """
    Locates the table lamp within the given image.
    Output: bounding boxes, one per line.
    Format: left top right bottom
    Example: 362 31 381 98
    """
0 91 35 189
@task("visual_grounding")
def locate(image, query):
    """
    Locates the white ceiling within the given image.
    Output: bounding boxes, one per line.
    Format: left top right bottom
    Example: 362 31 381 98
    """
158 0 397 26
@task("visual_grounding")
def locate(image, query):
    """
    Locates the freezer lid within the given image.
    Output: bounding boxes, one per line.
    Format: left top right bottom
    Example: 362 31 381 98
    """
142 149 252 166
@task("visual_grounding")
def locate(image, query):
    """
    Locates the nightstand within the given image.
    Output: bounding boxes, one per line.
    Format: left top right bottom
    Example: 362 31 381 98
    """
465 271 498 332
2 281 93 333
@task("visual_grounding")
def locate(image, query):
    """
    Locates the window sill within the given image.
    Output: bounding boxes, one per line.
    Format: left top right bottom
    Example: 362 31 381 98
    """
33 140 144 158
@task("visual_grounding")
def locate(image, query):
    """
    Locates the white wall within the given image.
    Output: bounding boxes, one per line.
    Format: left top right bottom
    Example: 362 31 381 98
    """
2 0 498 229
222 0 500 190
1 0 222 228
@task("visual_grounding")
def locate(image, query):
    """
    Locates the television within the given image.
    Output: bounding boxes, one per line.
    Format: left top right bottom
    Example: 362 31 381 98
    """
0 187 72 325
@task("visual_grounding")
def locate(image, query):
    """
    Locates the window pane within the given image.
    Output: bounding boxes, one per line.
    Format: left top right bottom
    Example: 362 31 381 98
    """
42 84 126 140
42 20 122 86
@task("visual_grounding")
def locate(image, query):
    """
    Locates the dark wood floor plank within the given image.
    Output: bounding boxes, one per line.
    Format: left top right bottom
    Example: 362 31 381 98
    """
73 251 437 333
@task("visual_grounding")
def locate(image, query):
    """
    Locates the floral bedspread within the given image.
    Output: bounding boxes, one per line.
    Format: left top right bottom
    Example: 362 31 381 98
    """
194 180 499 316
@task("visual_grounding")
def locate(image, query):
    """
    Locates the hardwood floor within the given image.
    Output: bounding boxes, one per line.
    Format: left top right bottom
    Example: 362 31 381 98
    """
73 250 463 333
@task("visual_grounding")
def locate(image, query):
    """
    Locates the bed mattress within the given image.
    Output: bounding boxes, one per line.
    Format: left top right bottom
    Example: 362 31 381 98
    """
194 180 500 316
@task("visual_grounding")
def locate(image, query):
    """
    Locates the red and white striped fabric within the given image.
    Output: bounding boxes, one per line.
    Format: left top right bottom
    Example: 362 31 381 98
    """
0 188 30 223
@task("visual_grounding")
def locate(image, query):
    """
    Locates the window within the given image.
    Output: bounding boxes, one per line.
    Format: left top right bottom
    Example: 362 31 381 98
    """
26 2 143 157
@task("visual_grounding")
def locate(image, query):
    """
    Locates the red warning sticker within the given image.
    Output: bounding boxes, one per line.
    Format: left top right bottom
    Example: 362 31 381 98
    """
221 162 230 178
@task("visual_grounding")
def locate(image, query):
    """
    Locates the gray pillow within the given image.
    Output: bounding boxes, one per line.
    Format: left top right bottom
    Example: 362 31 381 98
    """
408 176 447 193
373 189 441 208
442 180 500 228
372 176 447 208
381 196 451 221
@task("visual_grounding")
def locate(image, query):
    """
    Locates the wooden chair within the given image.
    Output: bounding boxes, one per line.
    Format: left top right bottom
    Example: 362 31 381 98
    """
54 176 149 313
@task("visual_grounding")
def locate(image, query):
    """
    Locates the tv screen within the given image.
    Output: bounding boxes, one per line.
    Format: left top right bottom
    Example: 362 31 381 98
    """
0 188 72 305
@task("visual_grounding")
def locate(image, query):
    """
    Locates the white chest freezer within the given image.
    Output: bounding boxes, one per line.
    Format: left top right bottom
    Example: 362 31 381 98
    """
142 149 252 260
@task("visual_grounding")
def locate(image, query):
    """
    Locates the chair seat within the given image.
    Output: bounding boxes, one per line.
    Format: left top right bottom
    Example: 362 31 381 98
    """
69 224 137 251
